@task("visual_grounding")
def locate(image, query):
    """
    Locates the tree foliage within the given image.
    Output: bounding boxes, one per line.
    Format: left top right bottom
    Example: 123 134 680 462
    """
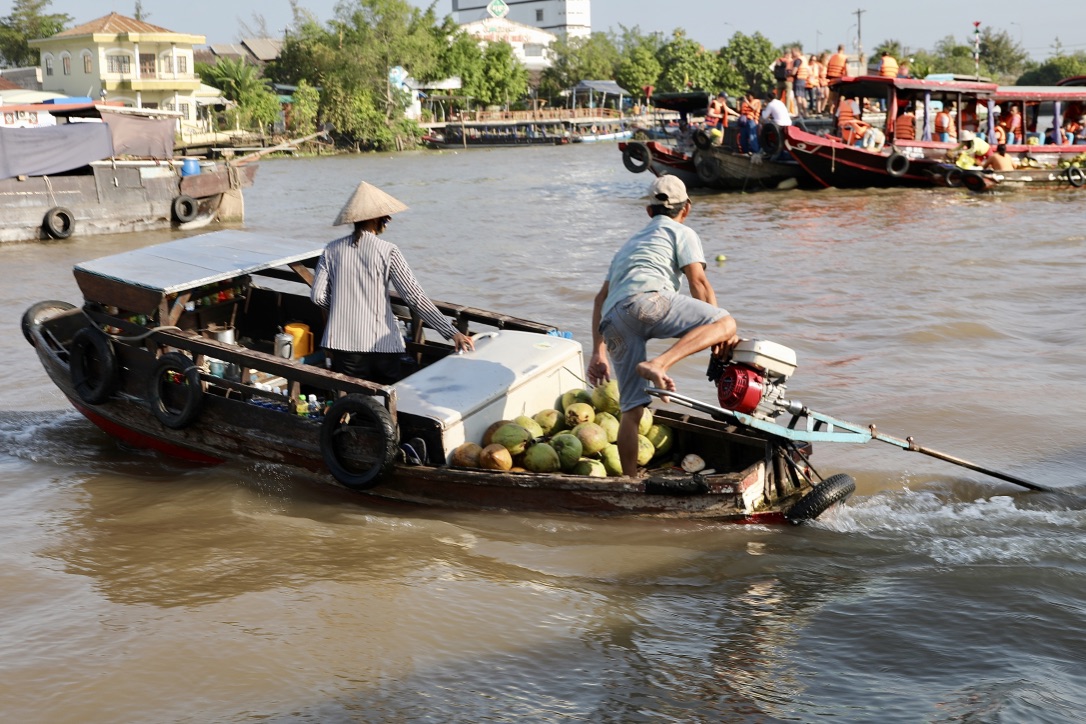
1016 53 1086 85
717 31 777 97
655 30 719 93
0 0 70 68
289 79 319 136
540 32 621 99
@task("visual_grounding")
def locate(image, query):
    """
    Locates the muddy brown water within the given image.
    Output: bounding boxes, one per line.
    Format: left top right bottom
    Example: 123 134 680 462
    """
2 144 1085 722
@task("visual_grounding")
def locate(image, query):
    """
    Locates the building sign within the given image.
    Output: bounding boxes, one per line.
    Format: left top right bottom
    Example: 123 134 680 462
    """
487 0 509 19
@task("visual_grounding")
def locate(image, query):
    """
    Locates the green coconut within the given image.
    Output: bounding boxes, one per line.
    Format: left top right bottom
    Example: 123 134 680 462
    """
565 401 595 428
600 443 623 477
572 421 609 456
513 415 544 440
636 434 656 466
532 408 565 436
549 432 583 472
638 408 654 435
481 419 512 447
557 388 592 412
591 379 621 416
594 411 619 443
450 441 483 468
644 424 674 457
523 441 561 474
491 423 533 456
572 458 607 478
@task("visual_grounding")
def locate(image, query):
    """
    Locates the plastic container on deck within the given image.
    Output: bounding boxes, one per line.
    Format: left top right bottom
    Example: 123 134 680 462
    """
181 158 201 176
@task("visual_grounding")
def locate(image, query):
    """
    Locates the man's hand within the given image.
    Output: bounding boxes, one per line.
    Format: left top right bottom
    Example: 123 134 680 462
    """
587 351 611 386
452 332 475 353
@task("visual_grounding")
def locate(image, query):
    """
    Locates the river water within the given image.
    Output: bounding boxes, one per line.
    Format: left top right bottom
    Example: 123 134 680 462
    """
2 144 1085 722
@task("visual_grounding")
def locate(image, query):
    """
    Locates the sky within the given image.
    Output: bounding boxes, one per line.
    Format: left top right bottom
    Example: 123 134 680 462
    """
38 0 1084 61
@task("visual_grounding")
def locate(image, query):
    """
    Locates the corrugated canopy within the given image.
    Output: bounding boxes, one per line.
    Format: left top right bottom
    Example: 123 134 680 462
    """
74 230 325 295
573 80 628 95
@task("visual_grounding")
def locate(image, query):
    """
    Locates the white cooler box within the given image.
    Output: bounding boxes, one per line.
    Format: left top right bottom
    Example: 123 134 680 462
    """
394 330 585 462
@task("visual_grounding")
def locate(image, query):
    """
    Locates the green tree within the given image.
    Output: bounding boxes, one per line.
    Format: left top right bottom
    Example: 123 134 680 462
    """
201 57 266 102
1016 52 1086 85
615 44 661 99
929 34 978 76
872 39 903 61
238 86 282 134
655 29 720 93
288 78 319 135
474 41 528 107
433 27 484 112
539 32 620 100
718 31 777 97
978 27 1030 81
263 15 337 87
0 0 70 67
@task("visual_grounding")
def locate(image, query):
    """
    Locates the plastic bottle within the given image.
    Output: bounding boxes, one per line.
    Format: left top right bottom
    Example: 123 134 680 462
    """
307 394 319 417
295 396 309 416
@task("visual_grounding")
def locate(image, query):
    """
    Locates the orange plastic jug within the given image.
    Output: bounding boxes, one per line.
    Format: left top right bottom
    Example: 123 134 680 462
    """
284 323 313 359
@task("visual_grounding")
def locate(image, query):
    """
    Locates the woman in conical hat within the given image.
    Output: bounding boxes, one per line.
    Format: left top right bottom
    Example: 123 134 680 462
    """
311 181 474 385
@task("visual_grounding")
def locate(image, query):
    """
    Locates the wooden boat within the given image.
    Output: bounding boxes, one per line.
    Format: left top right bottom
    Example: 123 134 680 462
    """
0 103 258 244
619 140 701 188
784 76 999 188
929 161 1086 193
22 230 854 523
569 119 634 143
691 144 807 191
423 120 571 149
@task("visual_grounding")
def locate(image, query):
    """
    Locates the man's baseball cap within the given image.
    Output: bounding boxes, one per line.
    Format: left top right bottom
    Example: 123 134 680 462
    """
648 175 689 209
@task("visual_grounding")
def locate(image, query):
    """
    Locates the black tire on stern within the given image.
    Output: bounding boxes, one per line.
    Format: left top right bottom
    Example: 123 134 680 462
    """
69 327 119 405
43 207 75 239
693 129 712 150
886 151 910 177
148 352 205 429
622 142 652 174
759 122 784 157
22 300 76 347
1066 166 1085 188
944 166 964 188
320 393 399 490
962 170 989 193
172 195 199 223
695 152 721 183
786 473 856 523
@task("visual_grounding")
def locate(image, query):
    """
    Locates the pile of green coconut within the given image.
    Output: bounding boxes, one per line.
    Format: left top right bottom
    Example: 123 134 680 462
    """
449 379 673 477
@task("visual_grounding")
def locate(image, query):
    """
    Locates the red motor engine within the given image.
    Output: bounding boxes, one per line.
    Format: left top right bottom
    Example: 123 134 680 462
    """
709 340 798 420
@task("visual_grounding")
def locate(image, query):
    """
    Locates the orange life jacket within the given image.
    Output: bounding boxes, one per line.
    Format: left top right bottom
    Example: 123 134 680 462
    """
740 98 761 121
808 62 822 86
841 119 870 145
894 113 916 140
796 63 810 82
960 105 978 131
1002 111 1022 133
837 98 857 126
879 56 898 78
934 111 952 134
826 52 848 79
993 125 1007 144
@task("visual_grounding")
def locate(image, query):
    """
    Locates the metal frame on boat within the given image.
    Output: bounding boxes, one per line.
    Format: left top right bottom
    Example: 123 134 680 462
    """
23 229 851 523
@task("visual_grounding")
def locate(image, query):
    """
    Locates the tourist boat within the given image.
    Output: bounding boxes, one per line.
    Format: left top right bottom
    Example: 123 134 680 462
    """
422 119 571 149
784 76 999 188
0 102 258 243
22 229 857 524
569 119 633 143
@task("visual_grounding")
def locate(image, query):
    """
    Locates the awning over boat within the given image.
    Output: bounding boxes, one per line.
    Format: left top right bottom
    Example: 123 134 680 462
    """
573 80 629 96
0 122 114 179
74 230 326 296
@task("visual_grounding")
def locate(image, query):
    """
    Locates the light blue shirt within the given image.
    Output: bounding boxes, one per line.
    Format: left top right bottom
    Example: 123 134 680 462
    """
601 215 706 317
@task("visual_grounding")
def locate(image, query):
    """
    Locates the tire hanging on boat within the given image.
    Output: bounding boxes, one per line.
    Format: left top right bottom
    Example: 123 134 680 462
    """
886 151 910 177
172 195 199 224
622 142 652 174
69 327 119 405
944 166 964 188
693 129 712 150
1065 166 1085 188
695 152 721 184
786 473 856 523
961 170 990 193
148 352 205 429
320 393 399 490
43 207 75 239
22 299 76 348
759 122 784 157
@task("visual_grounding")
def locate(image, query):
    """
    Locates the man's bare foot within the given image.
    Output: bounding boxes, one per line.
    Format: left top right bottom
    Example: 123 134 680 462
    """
636 360 675 392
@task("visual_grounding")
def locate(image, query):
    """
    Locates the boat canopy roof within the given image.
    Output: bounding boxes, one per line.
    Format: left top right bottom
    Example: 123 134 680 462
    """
74 230 323 296
573 80 628 96
651 91 710 113
833 75 998 98
994 85 1086 102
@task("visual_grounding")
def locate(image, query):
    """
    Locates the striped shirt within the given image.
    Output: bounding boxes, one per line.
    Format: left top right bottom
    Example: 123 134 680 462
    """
310 232 458 353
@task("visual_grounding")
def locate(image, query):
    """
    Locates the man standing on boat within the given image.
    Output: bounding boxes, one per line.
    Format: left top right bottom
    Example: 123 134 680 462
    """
589 176 739 477
311 181 474 384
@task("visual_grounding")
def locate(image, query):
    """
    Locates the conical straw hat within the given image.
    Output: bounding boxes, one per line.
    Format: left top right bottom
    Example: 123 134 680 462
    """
333 181 409 226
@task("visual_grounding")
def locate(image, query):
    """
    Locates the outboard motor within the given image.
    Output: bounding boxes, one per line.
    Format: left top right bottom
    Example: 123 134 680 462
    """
707 340 797 420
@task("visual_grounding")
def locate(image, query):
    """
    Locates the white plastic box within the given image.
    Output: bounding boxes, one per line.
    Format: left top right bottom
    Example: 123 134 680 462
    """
394 331 585 462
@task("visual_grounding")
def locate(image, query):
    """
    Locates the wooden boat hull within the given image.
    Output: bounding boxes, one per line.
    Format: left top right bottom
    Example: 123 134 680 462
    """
692 147 808 190
784 126 945 188
0 161 257 244
930 163 1086 192
619 141 702 188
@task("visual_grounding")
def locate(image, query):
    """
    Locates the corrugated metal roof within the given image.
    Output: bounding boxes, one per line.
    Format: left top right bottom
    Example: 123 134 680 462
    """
56 12 174 37
243 38 282 62
74 230 325 295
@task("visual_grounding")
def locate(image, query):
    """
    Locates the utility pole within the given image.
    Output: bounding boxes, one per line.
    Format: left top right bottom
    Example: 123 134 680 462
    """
853 8 866 67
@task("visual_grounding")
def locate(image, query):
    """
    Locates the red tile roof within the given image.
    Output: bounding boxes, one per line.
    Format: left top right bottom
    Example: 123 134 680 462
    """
55 12 175 37
0 77 21 90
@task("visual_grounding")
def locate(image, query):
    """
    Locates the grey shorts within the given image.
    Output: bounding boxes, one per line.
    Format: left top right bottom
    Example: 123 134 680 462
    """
600 291 727 412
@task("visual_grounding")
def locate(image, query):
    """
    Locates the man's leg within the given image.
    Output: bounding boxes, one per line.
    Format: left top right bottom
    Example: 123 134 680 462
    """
635 315 737 391
617 403 645 477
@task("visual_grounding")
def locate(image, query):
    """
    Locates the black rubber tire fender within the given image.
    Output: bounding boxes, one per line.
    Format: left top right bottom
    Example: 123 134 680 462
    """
69 327 119 405
1066 166 1085 187
172 194 199 224
759 122 784 157
43 207 75 239
321 393 399 490
961 170 989 193
944 166 964 188
786 473 856 523
22 299 76 348
886 151 910 177
694 152 720 183
622 142 651 174
693 129 712 150
148 352 205 429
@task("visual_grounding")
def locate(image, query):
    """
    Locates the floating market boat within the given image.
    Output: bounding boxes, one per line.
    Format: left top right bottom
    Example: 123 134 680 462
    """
23 229 857 524
422 119 571 149
569 118 633 143
0 102 258 244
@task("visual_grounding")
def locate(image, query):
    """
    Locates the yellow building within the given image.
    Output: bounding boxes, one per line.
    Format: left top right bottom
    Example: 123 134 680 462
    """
29 12 204 127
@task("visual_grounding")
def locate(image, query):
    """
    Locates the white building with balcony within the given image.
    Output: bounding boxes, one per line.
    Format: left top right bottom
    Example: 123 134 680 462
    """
453 0 591 39
29 12 204 126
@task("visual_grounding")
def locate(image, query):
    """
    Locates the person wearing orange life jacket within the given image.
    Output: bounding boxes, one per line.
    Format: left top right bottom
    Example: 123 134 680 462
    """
1001 105 1023 144
793 52 810 116
806 55 822 114
934 105 953 142
706 92 728 130
894 104 916 141
878 51 898 78
959 102 979 133
737 91 762 153
992 123 1007 145
825 45 849 112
